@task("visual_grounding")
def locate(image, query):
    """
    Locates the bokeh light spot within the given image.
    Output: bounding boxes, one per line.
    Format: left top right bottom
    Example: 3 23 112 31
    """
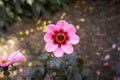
40 26 43 30
19 31 24 35
28 62 32 67
43 21 47 26
21 49 26 54
48 20 52 24
60 12 66 19
20 37 24 42
36 27 40 31
3 45 8 51
36 20 41 25
25 30 29 35
0 37 4 43
76 25 80 30
89 6 94 11
79 18 86 22
82 1 86 4
30 28 34 33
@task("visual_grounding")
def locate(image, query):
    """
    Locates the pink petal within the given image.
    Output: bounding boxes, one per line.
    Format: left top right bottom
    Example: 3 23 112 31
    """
46 24 56 33
56 20 68 31
45 41 58 52
66 24 76 34
0 63 8 67
44 33 52 42
61 43 73 54
0 51 25 67
13 55 25 63
1 54 8 60
104 54 110 61
8 51 20 61
8 51 25 63
0 54 9 67
0 56 2 60
53 48 64 57
69 34 80 44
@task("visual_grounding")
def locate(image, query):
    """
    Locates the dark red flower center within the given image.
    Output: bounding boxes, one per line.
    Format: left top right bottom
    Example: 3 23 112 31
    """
52 29 69 46
56 33 65 44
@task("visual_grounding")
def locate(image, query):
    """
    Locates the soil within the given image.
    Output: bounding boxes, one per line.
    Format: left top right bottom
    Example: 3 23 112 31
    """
0 1 120 80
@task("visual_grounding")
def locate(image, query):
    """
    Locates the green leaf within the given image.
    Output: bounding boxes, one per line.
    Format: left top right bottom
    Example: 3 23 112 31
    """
32 2 42 18
42 8 51 19
114 62 120 75
47 57 63 70
26 0 34 6
77 58 84 69
15 5 23 14
81 68 93 78
26 65 45 77
39 52 49 61
0 0 4 6
74 71 82 80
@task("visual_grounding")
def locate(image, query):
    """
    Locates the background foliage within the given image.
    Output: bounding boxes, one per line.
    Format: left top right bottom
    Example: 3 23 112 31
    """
0 0 74 36
0 0 119 36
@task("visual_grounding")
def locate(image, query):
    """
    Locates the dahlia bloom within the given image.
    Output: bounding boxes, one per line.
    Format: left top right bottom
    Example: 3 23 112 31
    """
44 20 80 57
0 50 25 67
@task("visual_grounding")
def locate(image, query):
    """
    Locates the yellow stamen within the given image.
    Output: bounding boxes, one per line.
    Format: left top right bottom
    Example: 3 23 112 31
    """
56 33 66 44
1 59 7 63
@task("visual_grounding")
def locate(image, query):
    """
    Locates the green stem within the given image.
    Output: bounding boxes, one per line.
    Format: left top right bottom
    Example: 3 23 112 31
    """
6 75 11 80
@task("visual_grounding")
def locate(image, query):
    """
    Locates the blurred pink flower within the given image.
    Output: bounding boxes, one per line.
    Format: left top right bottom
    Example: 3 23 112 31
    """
0 50 25 67
117 47 120 51
114 76 120 80
104 54 110 61
103 62 110 67
96 70 101 76
44 20 80 57
112 43 116 49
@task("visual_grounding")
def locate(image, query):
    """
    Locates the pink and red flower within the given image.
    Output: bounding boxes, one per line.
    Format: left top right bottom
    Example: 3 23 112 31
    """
0 50 25 67
44 20 80 57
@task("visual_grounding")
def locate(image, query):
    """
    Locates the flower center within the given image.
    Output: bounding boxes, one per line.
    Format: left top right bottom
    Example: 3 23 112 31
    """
1 59 7 63
56 33 66 44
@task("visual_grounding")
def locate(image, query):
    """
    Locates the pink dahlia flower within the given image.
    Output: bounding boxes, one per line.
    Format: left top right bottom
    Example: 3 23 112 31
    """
44 20 80 57
0 50 25 67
